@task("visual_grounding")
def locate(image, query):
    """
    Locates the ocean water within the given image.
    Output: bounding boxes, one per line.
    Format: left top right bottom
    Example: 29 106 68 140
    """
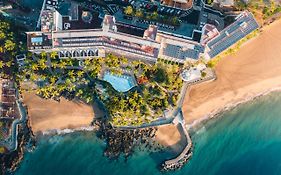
15 92 281 175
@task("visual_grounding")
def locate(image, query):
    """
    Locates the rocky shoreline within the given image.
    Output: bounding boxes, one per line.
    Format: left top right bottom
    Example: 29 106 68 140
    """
93 119 164 160
1 119 167 174
0 119 35 175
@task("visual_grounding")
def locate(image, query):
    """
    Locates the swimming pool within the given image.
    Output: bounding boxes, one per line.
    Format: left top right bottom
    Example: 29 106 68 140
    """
31 37 43 43
103 72 136 92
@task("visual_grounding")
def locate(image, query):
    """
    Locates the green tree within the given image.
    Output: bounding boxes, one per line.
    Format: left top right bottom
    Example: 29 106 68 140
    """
0 61 4 69
154 67 167 83
124 6 134 15
135 9 143 18
4 40 15 51
207 0 213 5
0 146 5 154
151 11 158 20
50 51 58 59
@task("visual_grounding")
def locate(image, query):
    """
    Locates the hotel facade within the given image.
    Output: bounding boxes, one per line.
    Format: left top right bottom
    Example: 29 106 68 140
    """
26 4 259 64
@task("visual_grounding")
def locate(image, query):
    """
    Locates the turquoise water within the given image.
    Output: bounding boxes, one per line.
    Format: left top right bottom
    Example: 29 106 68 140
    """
16 92 281 175
103 72 136 92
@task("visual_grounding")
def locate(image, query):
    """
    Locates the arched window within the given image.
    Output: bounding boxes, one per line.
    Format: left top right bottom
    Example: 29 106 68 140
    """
59 51 65 58
81 50 87 57
87 50 95 57
65 51 72 58
94 49 98 56
73 50 80 58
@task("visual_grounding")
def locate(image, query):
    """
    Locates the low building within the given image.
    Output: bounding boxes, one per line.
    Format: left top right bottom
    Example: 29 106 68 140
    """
181 64 206 83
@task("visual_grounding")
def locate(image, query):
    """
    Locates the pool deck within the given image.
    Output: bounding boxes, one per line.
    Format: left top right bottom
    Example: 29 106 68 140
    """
101 69 137 92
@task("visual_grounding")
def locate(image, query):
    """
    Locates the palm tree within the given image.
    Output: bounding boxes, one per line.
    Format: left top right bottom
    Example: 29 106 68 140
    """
50 77 57 84
40 51 47 59
4 40 15 52
135 9 143 18
68 70 75 77
151 11 158 20
77 71 84 78
0 60 4 69
76 89 83 97
50 51 58 59
5 61 12 68
132 60 140 68
58 60 67 69
124 6 134 15
38 58 47 70
132 91 139 99
84 58 91 66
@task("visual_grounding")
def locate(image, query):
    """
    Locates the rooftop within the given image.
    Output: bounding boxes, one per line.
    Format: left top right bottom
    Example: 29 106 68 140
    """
26 0 259 62
62 6 102 30
26 32 52 50
163 44 201 60
214 0 234 7
114 10 199 40
207 11 259 58
41 10 54 33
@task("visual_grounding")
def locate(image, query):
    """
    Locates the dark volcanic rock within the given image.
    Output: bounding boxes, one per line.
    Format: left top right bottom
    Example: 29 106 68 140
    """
93 119 161 160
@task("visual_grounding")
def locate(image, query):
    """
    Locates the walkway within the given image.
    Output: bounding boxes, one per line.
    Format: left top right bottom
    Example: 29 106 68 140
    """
7 99 27 151
162 110 193 171
0 88 28 151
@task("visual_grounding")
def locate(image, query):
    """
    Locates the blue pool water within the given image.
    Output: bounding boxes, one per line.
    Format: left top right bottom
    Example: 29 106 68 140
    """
31 37 43 43
103 72 136 92
15 92 281 175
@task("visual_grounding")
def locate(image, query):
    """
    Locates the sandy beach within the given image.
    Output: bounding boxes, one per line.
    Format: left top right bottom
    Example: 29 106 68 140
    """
23 91 104 133
155 124 187 152
182 19 281 127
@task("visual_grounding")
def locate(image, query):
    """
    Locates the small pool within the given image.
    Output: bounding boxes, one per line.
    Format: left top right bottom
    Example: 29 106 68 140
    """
31 37 43 43
103 72 136 92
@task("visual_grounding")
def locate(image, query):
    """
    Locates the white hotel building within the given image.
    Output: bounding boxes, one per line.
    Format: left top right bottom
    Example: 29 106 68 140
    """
26 5 258 63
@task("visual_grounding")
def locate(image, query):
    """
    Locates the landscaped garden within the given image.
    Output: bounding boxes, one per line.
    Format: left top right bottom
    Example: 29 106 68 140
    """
19 53 183 126
0 17 21 79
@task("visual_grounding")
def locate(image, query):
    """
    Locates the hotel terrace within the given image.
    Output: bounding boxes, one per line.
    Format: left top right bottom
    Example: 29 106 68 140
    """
26 3 259 64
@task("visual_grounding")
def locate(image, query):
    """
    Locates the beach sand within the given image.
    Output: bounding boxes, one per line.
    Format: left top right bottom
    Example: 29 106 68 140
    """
182 19 281 127
155 124 187 152
23 91 104 133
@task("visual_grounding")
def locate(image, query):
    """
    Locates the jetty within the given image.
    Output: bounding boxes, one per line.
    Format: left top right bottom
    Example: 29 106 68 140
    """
161 110 193 171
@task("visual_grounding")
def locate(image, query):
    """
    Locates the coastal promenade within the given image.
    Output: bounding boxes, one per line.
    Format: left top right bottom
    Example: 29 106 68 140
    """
0 87 28 151
7 99 27 151
160 71 216 170
113 80 194 170
162 110 193 171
